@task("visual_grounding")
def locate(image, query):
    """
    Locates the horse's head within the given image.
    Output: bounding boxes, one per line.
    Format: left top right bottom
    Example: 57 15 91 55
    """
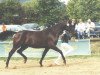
62 20 76 37
50 20 75 37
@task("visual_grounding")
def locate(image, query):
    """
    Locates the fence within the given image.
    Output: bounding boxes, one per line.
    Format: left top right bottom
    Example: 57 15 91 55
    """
0 39 91 58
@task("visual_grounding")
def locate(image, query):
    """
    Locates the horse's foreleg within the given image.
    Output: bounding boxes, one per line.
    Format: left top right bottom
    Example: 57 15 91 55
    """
17 46 28 63
6 47 17 68
39 48 49 67
51 46 66 65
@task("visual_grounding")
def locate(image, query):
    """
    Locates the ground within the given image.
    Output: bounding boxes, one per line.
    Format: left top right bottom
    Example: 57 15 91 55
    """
0 57 100 75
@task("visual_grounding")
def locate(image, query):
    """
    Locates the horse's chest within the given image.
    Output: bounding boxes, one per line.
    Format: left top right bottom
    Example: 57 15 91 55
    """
48 33 58 41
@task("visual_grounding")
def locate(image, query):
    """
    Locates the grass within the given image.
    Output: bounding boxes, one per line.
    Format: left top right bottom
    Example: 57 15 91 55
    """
0 55 100 61
90 39 100 56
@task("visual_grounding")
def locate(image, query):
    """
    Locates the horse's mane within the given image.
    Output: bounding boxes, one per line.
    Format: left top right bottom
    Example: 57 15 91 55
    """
41 22 66 36
43 22 64 31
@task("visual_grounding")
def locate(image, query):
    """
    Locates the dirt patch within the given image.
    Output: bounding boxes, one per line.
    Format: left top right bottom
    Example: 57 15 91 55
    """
0 57 100 75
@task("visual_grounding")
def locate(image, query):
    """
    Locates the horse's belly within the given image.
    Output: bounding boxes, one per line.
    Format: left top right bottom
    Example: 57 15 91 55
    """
26 40 48 48
29 44 48 48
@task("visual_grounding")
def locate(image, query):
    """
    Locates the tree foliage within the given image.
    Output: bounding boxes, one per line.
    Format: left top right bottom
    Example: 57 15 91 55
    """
22 0 38 23
0 0 99 25
66 0 100 21
22 0 67 25
0 0 23 24
35 0 67 25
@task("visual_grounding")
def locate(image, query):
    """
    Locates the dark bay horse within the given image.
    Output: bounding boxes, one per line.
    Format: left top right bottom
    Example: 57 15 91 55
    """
0 21 75 68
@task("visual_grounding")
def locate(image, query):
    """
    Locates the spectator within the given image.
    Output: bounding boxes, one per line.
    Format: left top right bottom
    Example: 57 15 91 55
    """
2 23 7 32
86 19 95 37
75 19 86 39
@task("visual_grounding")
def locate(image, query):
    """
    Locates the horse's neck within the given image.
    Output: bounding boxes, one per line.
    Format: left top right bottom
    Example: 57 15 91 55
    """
43 24 63 36
50 25 63 37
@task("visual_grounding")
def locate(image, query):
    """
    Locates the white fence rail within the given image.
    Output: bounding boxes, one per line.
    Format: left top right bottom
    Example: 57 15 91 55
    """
0 39 91 58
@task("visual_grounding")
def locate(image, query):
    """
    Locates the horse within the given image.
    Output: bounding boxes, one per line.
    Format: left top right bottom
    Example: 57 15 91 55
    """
0 21 75 68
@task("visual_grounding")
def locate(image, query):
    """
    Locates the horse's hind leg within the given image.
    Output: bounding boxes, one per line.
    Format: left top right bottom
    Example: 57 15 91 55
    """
6 47 19 68
17 45 28 63
39 48 49 67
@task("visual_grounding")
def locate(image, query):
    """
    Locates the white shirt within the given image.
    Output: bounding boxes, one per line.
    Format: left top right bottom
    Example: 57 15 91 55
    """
75 22 86 32
86 22 95 33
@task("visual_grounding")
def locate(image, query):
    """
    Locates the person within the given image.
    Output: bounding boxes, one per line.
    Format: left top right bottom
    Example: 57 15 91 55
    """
54 30 74 65
75 19 86 39
71 19 78 39
85 19 95 37
2 23 7 32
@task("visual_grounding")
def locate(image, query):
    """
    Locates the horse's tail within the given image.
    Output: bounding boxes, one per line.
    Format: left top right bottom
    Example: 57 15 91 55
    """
0 31 17 41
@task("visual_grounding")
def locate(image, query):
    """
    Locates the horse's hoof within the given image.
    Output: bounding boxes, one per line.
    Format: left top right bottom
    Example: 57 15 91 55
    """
39 61 43 67
40 65 43 67
24 59 27 63
65 62 66 65
5 66 8 69
63 61 66 65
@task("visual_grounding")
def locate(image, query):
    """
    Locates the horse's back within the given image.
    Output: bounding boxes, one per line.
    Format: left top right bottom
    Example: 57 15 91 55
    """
13 30 49 47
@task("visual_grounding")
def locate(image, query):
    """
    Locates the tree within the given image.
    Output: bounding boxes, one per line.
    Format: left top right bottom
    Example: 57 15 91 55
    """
0 0 23 24
66 0 100 21
36 0 67 25
22 0 38 23
22 0 67 25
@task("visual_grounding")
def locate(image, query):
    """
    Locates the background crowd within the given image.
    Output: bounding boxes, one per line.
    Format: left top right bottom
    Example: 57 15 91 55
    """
68 19 96 39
